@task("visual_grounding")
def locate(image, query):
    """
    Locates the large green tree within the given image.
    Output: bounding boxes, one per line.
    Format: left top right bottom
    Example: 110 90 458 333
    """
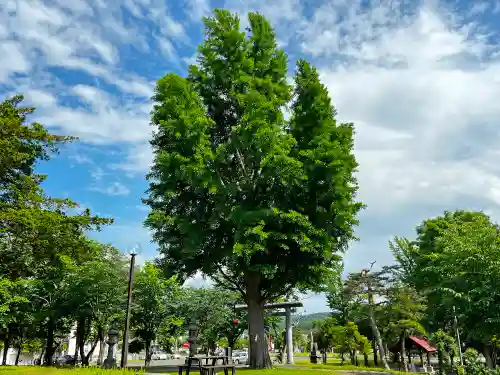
145 9 362 368
0 95 114 366
390 210 500 366
0 95 73 199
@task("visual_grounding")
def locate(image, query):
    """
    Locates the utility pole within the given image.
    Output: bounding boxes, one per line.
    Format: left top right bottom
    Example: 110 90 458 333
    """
453 306 463 365
120 251 137 368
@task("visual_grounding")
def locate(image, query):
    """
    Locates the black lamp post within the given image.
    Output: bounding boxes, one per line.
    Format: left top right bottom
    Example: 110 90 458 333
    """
120 244 140 368
187 323 199 357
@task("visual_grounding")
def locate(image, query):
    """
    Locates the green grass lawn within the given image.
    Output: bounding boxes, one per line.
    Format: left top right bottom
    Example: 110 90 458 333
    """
0 367 343 375
0 363 401 375
0 368 139 375
293 360 406 375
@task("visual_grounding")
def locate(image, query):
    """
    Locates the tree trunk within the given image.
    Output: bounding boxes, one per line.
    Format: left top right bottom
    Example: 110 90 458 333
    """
437 348 445 375
279 343 285 364
145 339 152 367
74 324 79 365
419 350 424 366
2 331 10 365
78 317 86 365
44 318 55 366
364 352 369 366
245 274 271 369
485 345 494 369
97 326 105 366
368 300 390 370
372 339 378 365
15 343 22 365
394 352 399 364
37 346 46 365
84 340 99 366
400 334 408 372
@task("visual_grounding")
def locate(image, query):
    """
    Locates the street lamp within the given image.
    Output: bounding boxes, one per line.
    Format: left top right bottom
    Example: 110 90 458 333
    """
104 328 119 368
187 322 199 357
120 244 141 368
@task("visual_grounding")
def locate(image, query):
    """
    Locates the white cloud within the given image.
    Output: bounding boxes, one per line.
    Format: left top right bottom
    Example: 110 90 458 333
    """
184 271 214 288
69 153 93 165
91 181 130 196
3 0 500 314
224 0 302 35
0 42 30 82
157 37 178 60
90 167 105 181
135 204 150 212
24 89 57 107
111 142 153 174
32 85 151 144
305 1 500 217
186 0 212 22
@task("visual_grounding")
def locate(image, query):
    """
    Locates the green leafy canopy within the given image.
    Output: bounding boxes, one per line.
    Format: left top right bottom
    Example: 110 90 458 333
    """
145 9 362 302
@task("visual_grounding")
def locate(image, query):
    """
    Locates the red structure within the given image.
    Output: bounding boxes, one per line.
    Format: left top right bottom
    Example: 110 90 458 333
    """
409 336 436 353
389 336 436 370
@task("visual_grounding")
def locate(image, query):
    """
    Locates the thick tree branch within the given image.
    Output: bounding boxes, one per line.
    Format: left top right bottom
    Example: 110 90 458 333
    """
216 266 247 298
211 274 240 293
263 284 295 302
235 148 248 179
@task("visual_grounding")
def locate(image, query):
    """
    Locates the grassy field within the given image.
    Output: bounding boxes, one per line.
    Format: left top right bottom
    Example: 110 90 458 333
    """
293 360 405 375
0 361 404 375
0 367 345 375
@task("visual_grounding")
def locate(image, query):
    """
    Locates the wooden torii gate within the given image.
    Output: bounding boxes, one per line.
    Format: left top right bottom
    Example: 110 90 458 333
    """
234 301 303 365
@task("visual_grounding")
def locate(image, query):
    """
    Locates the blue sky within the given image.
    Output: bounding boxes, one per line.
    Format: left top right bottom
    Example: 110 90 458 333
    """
2 0 500 314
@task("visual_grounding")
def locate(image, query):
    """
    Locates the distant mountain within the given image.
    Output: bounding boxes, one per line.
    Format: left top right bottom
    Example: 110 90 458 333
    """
277 312 331 332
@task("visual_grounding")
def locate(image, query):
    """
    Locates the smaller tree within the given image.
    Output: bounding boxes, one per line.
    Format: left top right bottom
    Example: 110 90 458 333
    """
463 348 489 375
64 242 127 366
385 285 426 372
131 263 183 366
431 330 457 375
342 322 369 366
179 287 248 354
313 318 340 353
329 268 391 369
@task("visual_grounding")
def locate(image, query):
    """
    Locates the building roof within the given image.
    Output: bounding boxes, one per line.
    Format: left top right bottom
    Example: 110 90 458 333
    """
409 336 437 353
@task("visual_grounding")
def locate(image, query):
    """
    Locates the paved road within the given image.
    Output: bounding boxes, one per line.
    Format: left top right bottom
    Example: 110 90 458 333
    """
127 358 185 368
129 357 249 374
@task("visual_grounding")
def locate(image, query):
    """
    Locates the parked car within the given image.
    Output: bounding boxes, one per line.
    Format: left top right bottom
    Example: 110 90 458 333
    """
232 351 248 365
172 353 181 359
54 355 76 365
151 352 168 360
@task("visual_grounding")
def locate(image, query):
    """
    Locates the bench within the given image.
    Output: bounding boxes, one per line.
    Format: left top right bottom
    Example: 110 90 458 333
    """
200 364 236 375
177 364 193 375
178 356 235 375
